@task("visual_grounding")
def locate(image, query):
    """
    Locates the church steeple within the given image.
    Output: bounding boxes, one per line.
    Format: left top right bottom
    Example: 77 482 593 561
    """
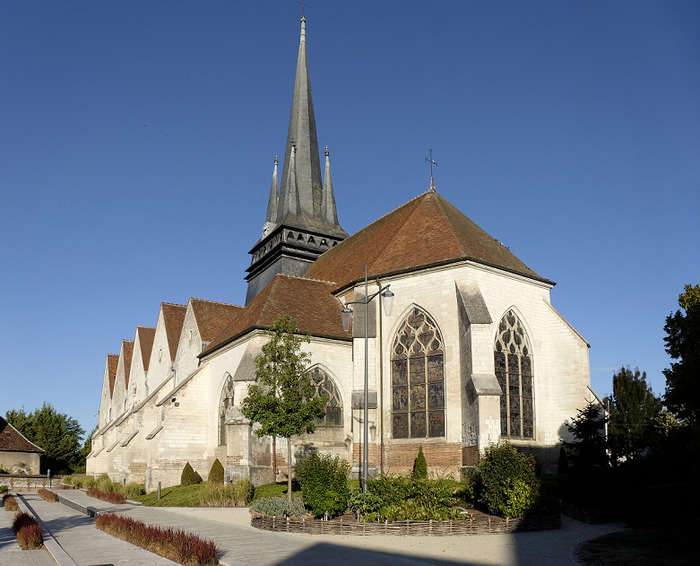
245 17 347 305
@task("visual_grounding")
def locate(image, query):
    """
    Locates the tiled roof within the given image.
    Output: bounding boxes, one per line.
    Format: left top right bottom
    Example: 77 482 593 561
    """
190 298 244 343
136 326 156 371
304 189 551 288
0 418 43 453
201 274 351 357
161 303 187 361
121 340 134 388
107 354 119 398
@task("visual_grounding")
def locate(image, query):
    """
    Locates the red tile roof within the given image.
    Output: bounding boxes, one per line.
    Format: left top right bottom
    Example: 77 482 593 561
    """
304 189 551 288
107 354 119 398
0 418 43 453
136 326 156 371
201 274 351 357
121 340 134 388
161 303 187 361
190 298 244 343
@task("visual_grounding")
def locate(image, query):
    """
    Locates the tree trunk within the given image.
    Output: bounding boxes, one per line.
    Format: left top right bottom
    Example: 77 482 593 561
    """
287 438 292 503
272 436 277 483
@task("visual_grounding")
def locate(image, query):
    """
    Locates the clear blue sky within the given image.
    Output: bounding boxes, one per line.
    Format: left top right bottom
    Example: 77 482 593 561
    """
2 1 698 438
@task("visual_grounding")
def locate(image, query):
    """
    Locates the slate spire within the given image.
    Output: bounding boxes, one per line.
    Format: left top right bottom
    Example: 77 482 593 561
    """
262 155 279 238
322 146 339 226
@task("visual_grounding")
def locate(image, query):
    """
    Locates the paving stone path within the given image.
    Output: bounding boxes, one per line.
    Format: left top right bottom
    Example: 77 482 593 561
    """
1 489 626 566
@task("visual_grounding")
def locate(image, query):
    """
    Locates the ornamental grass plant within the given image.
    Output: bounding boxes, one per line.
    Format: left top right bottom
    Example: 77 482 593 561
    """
96 513 218 566
3 494 19 511
12 511 44 549
200 479 253 507
37 488 59 502
86 488 126 504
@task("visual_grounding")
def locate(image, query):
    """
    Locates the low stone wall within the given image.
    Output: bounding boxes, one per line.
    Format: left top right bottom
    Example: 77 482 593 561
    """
252 513 561 536
0 475 55 492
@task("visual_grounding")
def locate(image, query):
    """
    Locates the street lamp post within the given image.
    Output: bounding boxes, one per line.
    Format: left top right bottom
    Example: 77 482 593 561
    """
341 266 394 492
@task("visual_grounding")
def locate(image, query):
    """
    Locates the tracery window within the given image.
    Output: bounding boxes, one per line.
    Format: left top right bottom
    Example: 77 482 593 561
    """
391 307 445 439
494 310 534 439
309 367 342 427
218 375 234 446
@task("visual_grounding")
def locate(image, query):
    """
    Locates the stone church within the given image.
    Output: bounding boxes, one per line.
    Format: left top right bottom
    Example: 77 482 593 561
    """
87 18 595 490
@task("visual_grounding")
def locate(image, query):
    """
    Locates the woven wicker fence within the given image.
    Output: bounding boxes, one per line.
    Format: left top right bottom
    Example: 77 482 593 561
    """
252 513 561 536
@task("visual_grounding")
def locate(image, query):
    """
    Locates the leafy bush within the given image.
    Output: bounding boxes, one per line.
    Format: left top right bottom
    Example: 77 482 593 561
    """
295 452 349 517
38 488 58 502
208 459 225 484
0 485 8 494
347 490 384 515
366 475 412 507
250 496 307 517
96 513 218 566
87 488 126 504
181 462 202 486
200 479 253 507
3 494 19 511
469 442 539 518
412 446 428 479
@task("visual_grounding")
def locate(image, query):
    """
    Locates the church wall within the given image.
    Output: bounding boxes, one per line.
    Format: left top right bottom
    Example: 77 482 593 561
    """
130 334 148 408
173 305 204 386
147 309 178 393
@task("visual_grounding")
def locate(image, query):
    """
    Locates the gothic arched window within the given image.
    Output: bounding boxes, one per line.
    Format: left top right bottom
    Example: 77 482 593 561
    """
391 307 445 439
494 310 534 439
309 367 343 427
218 375 234 446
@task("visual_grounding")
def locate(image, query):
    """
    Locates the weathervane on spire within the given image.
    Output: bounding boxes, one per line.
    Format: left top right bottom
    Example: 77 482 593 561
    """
296 0 311 17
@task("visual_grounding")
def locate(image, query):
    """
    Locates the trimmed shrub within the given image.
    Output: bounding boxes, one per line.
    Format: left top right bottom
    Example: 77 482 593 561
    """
200 479 253 507
412 446 428 479
3 494 19 511
181 462 202 486
295 452 349 517
250 496 307 517
470 441 540 518
38 488 59 503
208 459 225 484
364 475 460 521
96 513 218 566
87 488 126 504
16 522 44 549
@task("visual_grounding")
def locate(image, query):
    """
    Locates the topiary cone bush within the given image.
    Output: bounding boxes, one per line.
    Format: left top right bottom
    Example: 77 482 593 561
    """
412 445 428 479
208 458 225 484
181 462 202 486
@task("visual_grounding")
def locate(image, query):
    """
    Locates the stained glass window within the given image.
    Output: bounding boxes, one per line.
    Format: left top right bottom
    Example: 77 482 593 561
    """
494 311 534 439
391 307 444 438
309 367 343 427
218 375 234 446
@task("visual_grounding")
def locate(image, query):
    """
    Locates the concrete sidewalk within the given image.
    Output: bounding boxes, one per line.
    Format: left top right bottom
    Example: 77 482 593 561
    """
10 488 626 566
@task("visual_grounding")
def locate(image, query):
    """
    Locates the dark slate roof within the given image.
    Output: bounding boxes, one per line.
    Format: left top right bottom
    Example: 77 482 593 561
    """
136 326 156 372
304 189 552 288
201 274 351 358
0 418 43 453
107 354 119 398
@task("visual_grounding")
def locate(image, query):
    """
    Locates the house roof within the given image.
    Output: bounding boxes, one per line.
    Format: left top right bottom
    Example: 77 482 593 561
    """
190 298 244 343
120 340 134 388
136 326 156 371
107 354 119 398
0 418 43 453
304 188 553 288
201 274 350 358
161 303 187 361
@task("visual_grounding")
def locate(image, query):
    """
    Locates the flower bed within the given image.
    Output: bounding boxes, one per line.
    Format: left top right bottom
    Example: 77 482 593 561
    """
86 488 126 504
251 508 560 536
38 488 59 502
12 511 44 549
95 513 218 566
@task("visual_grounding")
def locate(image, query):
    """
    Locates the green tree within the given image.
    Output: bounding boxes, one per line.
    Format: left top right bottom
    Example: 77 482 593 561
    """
564 401 608 472
5 403 85 474
607 366 662 463
663 284 700 424
241 315 328 501
412 446 428 479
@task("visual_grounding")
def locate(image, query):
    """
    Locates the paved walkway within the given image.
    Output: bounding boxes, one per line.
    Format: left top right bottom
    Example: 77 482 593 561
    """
2 489 626 566
0 498 56 566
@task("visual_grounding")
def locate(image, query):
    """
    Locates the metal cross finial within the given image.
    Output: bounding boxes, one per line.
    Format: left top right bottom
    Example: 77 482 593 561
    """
425 149 438 178
296 0 311 17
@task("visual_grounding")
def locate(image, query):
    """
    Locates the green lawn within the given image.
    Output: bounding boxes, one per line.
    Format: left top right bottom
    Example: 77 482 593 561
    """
133 483 207 507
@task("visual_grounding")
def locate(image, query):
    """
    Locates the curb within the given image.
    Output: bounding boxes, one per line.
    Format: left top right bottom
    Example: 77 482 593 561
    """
15 492 78 566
